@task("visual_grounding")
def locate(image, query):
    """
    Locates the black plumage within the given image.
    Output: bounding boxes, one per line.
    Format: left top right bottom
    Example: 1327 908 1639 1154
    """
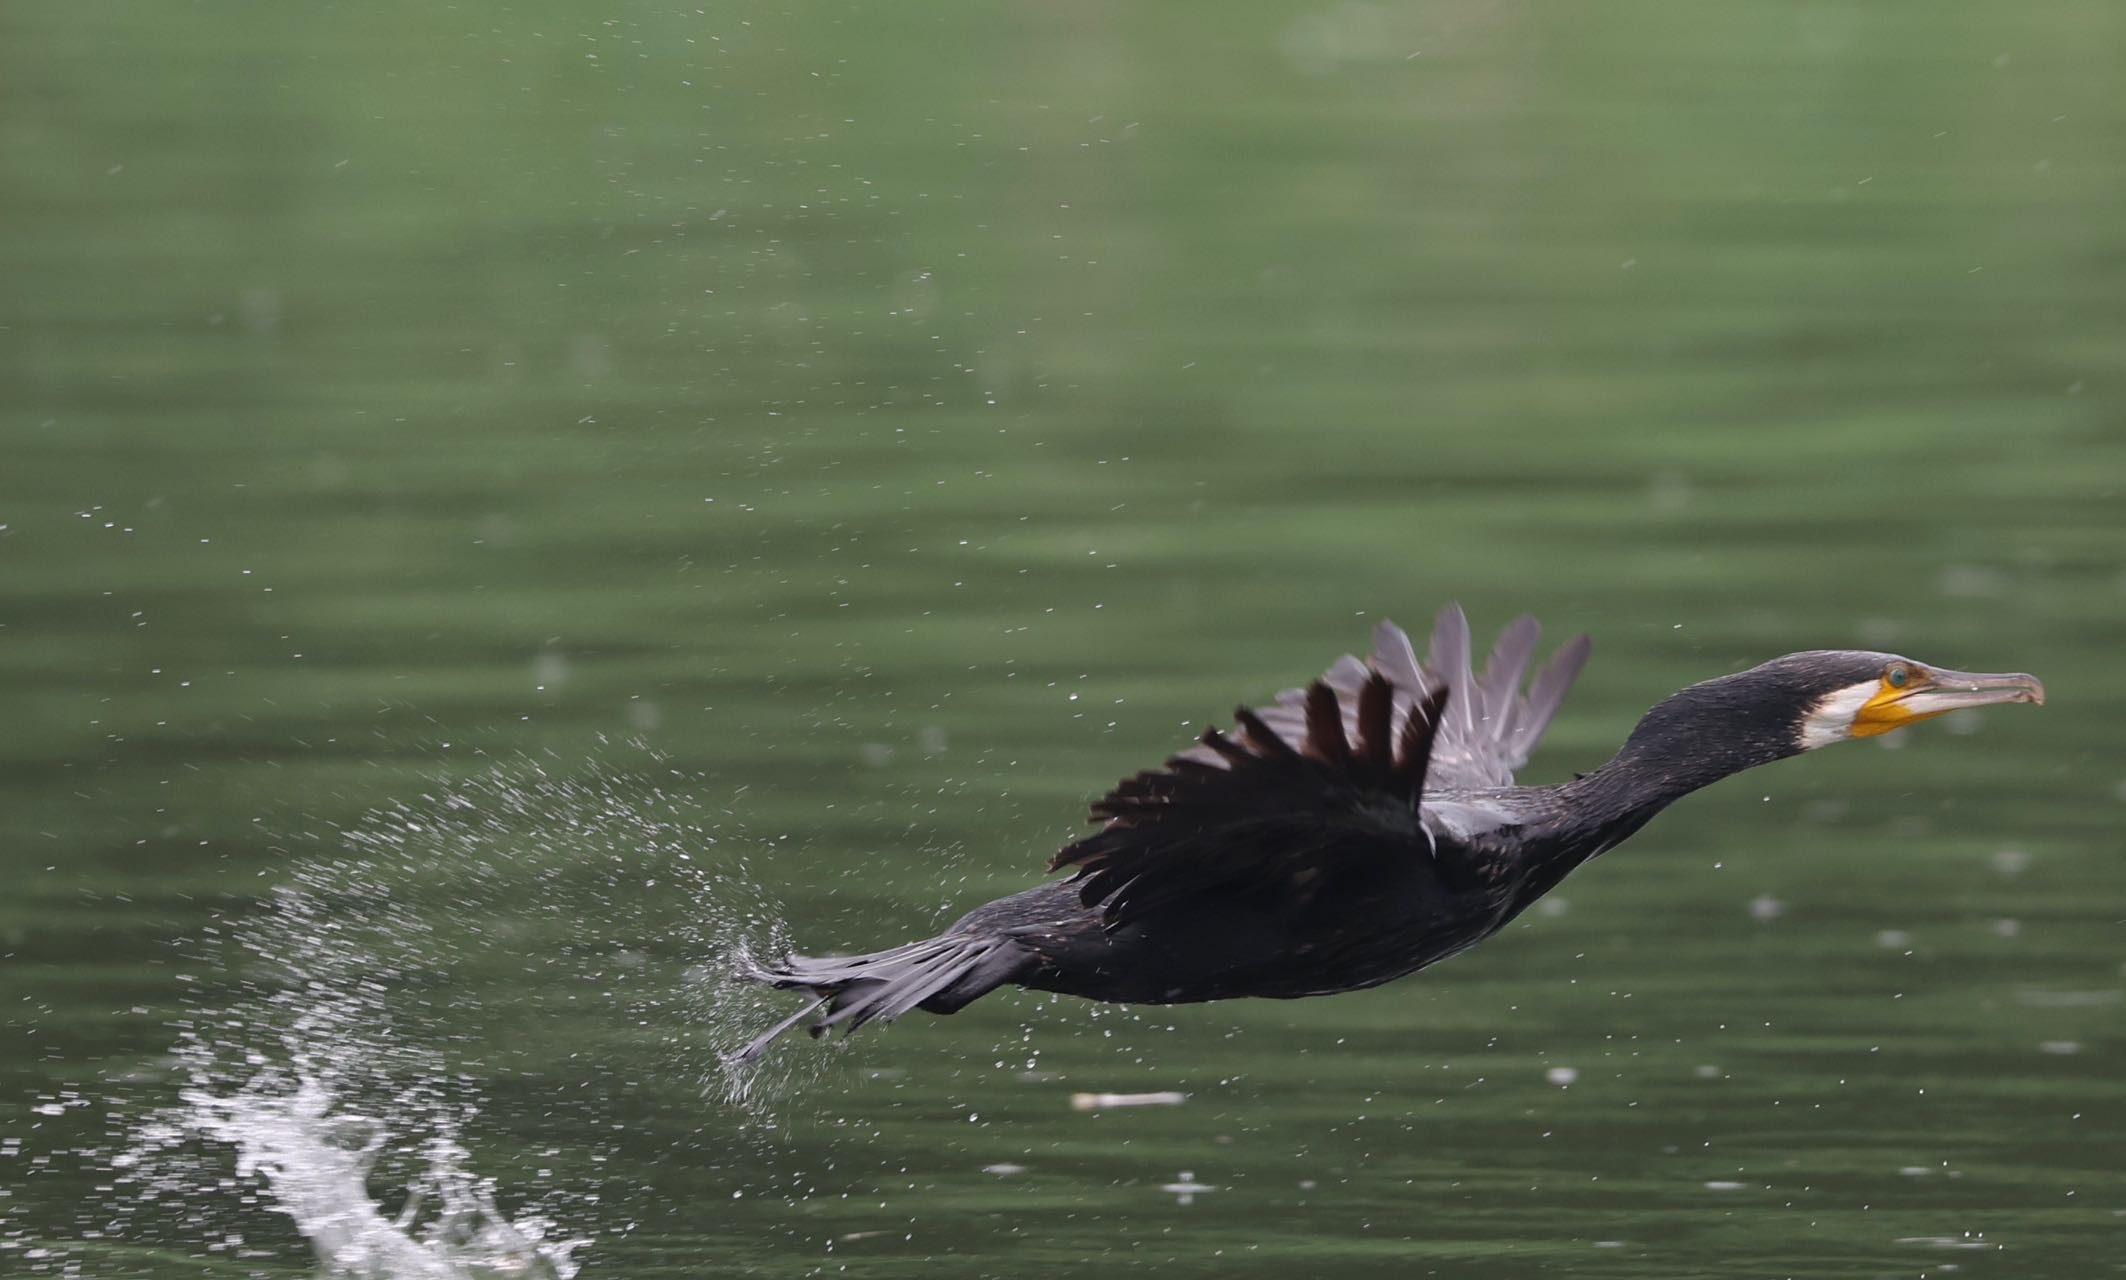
736 606 2042 1061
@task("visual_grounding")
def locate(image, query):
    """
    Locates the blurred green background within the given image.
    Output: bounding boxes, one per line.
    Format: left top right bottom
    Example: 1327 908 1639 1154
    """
3 2 2122 1276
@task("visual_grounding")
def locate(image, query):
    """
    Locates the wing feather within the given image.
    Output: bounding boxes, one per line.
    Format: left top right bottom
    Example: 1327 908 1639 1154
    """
1056 682 1452 925
1510 634 1593 767
1395 687 1446 796
1370 621 1425 693
1354 671 1395 767
1428 605 1479 749
1304 681 1351 763
1052 609 1589 926
1413 607 1590 789
1478 615 1542 744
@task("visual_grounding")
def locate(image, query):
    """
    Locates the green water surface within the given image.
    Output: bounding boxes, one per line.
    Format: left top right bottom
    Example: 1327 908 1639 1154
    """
4 2 2123 1276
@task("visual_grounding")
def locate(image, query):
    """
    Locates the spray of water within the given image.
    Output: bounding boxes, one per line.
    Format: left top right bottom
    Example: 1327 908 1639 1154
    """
16 755 814 1276
165 1068 587 1280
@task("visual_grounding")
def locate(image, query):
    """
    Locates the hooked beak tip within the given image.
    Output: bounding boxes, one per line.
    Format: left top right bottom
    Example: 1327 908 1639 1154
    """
1954 671 2045 708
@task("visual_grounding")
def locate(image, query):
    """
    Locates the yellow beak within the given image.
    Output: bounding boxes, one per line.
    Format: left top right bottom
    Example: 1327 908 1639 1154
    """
1851 668 2047 737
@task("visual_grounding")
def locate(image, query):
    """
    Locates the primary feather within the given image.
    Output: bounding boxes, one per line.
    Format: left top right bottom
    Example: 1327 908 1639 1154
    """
1049 606 1592 928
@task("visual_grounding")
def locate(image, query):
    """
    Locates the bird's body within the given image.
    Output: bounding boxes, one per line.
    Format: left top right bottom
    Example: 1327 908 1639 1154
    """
737 607 2042 1060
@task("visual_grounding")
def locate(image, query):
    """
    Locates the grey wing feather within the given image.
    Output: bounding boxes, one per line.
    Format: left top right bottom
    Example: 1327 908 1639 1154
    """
1396 605 1590 789
1426 607 1478 751
1173 604 1590 795
1369 625 1424 694
1508 632 1591 767
1477 615 1541 745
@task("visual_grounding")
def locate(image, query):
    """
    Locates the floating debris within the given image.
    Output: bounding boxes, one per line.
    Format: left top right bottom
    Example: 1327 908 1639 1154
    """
1070 1090 1187 1111
1894 1234 1996 1250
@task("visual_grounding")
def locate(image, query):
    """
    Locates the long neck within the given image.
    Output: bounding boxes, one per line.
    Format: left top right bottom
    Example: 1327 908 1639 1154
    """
1544 683 1806 846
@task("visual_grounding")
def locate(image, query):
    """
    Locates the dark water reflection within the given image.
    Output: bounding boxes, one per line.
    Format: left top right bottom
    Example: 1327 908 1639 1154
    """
4 1 2123 1275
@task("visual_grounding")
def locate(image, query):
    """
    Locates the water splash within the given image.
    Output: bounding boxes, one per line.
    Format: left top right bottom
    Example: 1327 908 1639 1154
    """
116 765 617 1278
17 755 804 1275
163 1068 586 1279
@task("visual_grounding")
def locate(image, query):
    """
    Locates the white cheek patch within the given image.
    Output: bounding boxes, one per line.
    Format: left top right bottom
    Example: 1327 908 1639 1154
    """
1799 682 1879 750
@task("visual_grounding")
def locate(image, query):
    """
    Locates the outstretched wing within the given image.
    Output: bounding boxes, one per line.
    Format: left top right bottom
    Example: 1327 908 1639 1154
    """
1369 605 1592 789
1051 607 1590 926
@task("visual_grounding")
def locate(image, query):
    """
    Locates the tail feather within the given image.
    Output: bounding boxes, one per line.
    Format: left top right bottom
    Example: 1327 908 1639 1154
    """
732 933 1025 1062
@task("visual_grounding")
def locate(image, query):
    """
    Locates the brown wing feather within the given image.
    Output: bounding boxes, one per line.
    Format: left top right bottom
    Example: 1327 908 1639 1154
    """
1053 681 1454 927
1354 671 1395 767
1304 681 1350 763
1232 706 1300 760
1396 686 1448 795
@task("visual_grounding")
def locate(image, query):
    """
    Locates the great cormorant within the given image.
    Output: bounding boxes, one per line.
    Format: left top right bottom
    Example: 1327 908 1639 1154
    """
737 606 2043 1060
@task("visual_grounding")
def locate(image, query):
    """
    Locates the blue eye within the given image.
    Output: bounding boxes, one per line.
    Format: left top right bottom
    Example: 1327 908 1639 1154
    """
1886 665 1910 688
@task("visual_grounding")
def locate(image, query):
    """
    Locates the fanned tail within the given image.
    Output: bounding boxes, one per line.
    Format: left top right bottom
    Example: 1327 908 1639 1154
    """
732 933 1029 1062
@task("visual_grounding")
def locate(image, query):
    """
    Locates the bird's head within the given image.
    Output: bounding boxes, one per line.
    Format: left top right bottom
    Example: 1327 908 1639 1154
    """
1618 649 2045 781
1782 650 2047 749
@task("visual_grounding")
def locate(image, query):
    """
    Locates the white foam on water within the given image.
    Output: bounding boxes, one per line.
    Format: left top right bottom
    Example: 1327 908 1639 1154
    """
18 756 800 1276
169 1068 586 1280
117 794 604 1280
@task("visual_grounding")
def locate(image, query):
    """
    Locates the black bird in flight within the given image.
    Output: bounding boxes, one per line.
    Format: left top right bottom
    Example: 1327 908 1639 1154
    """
738 606 2043 1060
